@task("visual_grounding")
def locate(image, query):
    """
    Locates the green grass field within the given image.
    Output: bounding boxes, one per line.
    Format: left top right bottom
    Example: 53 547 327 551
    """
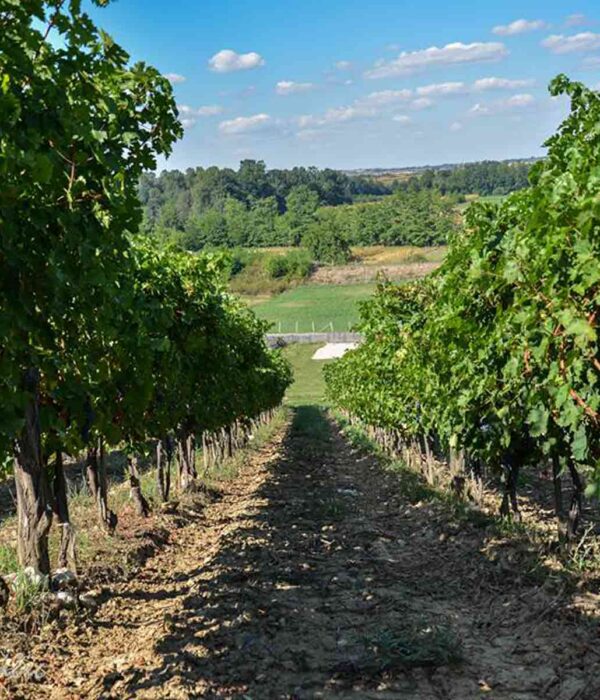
253 283 375 333
282 343 333 407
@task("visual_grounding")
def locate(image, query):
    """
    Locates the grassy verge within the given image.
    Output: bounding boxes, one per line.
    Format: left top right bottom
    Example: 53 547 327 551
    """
282 343 334 407
253 283 375 333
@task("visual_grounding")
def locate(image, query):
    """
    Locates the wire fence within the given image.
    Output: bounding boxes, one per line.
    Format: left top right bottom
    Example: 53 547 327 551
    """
271 320 357 334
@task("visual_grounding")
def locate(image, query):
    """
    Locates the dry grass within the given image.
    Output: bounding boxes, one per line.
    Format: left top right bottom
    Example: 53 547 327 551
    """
352 245 447 265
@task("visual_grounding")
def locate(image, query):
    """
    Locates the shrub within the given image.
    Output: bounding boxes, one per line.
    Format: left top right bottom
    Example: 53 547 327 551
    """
302 214 351 265
266 250 314 279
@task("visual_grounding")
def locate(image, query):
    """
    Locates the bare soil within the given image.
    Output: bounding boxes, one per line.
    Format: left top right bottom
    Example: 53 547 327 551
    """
2 408 600 699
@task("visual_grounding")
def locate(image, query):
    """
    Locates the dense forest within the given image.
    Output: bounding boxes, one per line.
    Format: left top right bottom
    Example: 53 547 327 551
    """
140 159 530 251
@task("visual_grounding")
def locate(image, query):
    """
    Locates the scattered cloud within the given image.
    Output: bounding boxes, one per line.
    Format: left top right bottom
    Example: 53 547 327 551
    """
416 81 466 96
392 114 412 124
276 80 315 95
358 89 412 106
565 13 588 28
295 129 323 141
541 32 600 54
503 93 535 107
583 55 600 68
469 103 491 116
411 97 434 110
469 93 535 116
473 76 535 90
165 73 186 84
365 41 508 79
208 49 265 73
450 121 463 131
178 104 224 118
493 19 548 36
177 104 224 127
335 60 353 70
299 88 413 128
219 113 272 134
197 105 225 116
413 77 534 96
322 106 370 123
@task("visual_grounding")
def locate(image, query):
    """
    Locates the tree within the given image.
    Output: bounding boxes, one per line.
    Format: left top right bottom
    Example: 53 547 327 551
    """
282 185 320 245
248 197 280 246
302 212 351 264
223 198 250 246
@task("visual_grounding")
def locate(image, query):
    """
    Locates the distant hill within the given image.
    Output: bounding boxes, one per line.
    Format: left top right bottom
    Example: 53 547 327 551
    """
343 157 541 178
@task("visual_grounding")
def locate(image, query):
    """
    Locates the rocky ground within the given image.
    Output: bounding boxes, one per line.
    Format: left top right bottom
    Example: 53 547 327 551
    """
2 407 600 699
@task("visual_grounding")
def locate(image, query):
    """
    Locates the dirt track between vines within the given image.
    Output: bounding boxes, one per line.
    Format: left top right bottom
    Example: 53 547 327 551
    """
7 408 600 699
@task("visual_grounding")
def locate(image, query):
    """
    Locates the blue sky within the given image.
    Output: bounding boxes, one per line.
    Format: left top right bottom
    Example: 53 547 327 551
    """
87 1 600 171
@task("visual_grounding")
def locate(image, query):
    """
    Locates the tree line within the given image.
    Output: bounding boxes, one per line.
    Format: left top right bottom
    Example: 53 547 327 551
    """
0 0 291 580
325 76 600 544
145 186 458 255
391 160 533 196
139 162 388 233
140 160 530 252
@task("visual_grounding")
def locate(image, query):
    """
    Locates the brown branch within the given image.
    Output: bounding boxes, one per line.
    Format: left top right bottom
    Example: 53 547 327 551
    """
569 388 599 422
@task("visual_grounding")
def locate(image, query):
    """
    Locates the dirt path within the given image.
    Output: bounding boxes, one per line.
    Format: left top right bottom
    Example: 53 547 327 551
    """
8 408 600 699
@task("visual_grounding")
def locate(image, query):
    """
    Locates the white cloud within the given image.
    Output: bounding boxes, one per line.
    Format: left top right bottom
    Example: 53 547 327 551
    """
565 13 587 28
276 80 315 95
473 76 535 91
197 105 224 116
165 73 186 84
493 19 547 36
335 60 352 70
298 88 414 128
503 93 535 107
583 55 600 68
322 106 370 123
178 104 224 118
450 121 463 131
392 115 412 124
411 97 434 110
219 113 272 134
541 33 600 54
208 49 265 73
180 118 197 129
416 81 466 96
296 129 323 140
365 41 508 79
358 89 412 106
469 103 491 116
469 93 535 116
296 114 317 129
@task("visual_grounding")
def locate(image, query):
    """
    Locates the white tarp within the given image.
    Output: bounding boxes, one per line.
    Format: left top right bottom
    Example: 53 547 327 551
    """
312 343 357 360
